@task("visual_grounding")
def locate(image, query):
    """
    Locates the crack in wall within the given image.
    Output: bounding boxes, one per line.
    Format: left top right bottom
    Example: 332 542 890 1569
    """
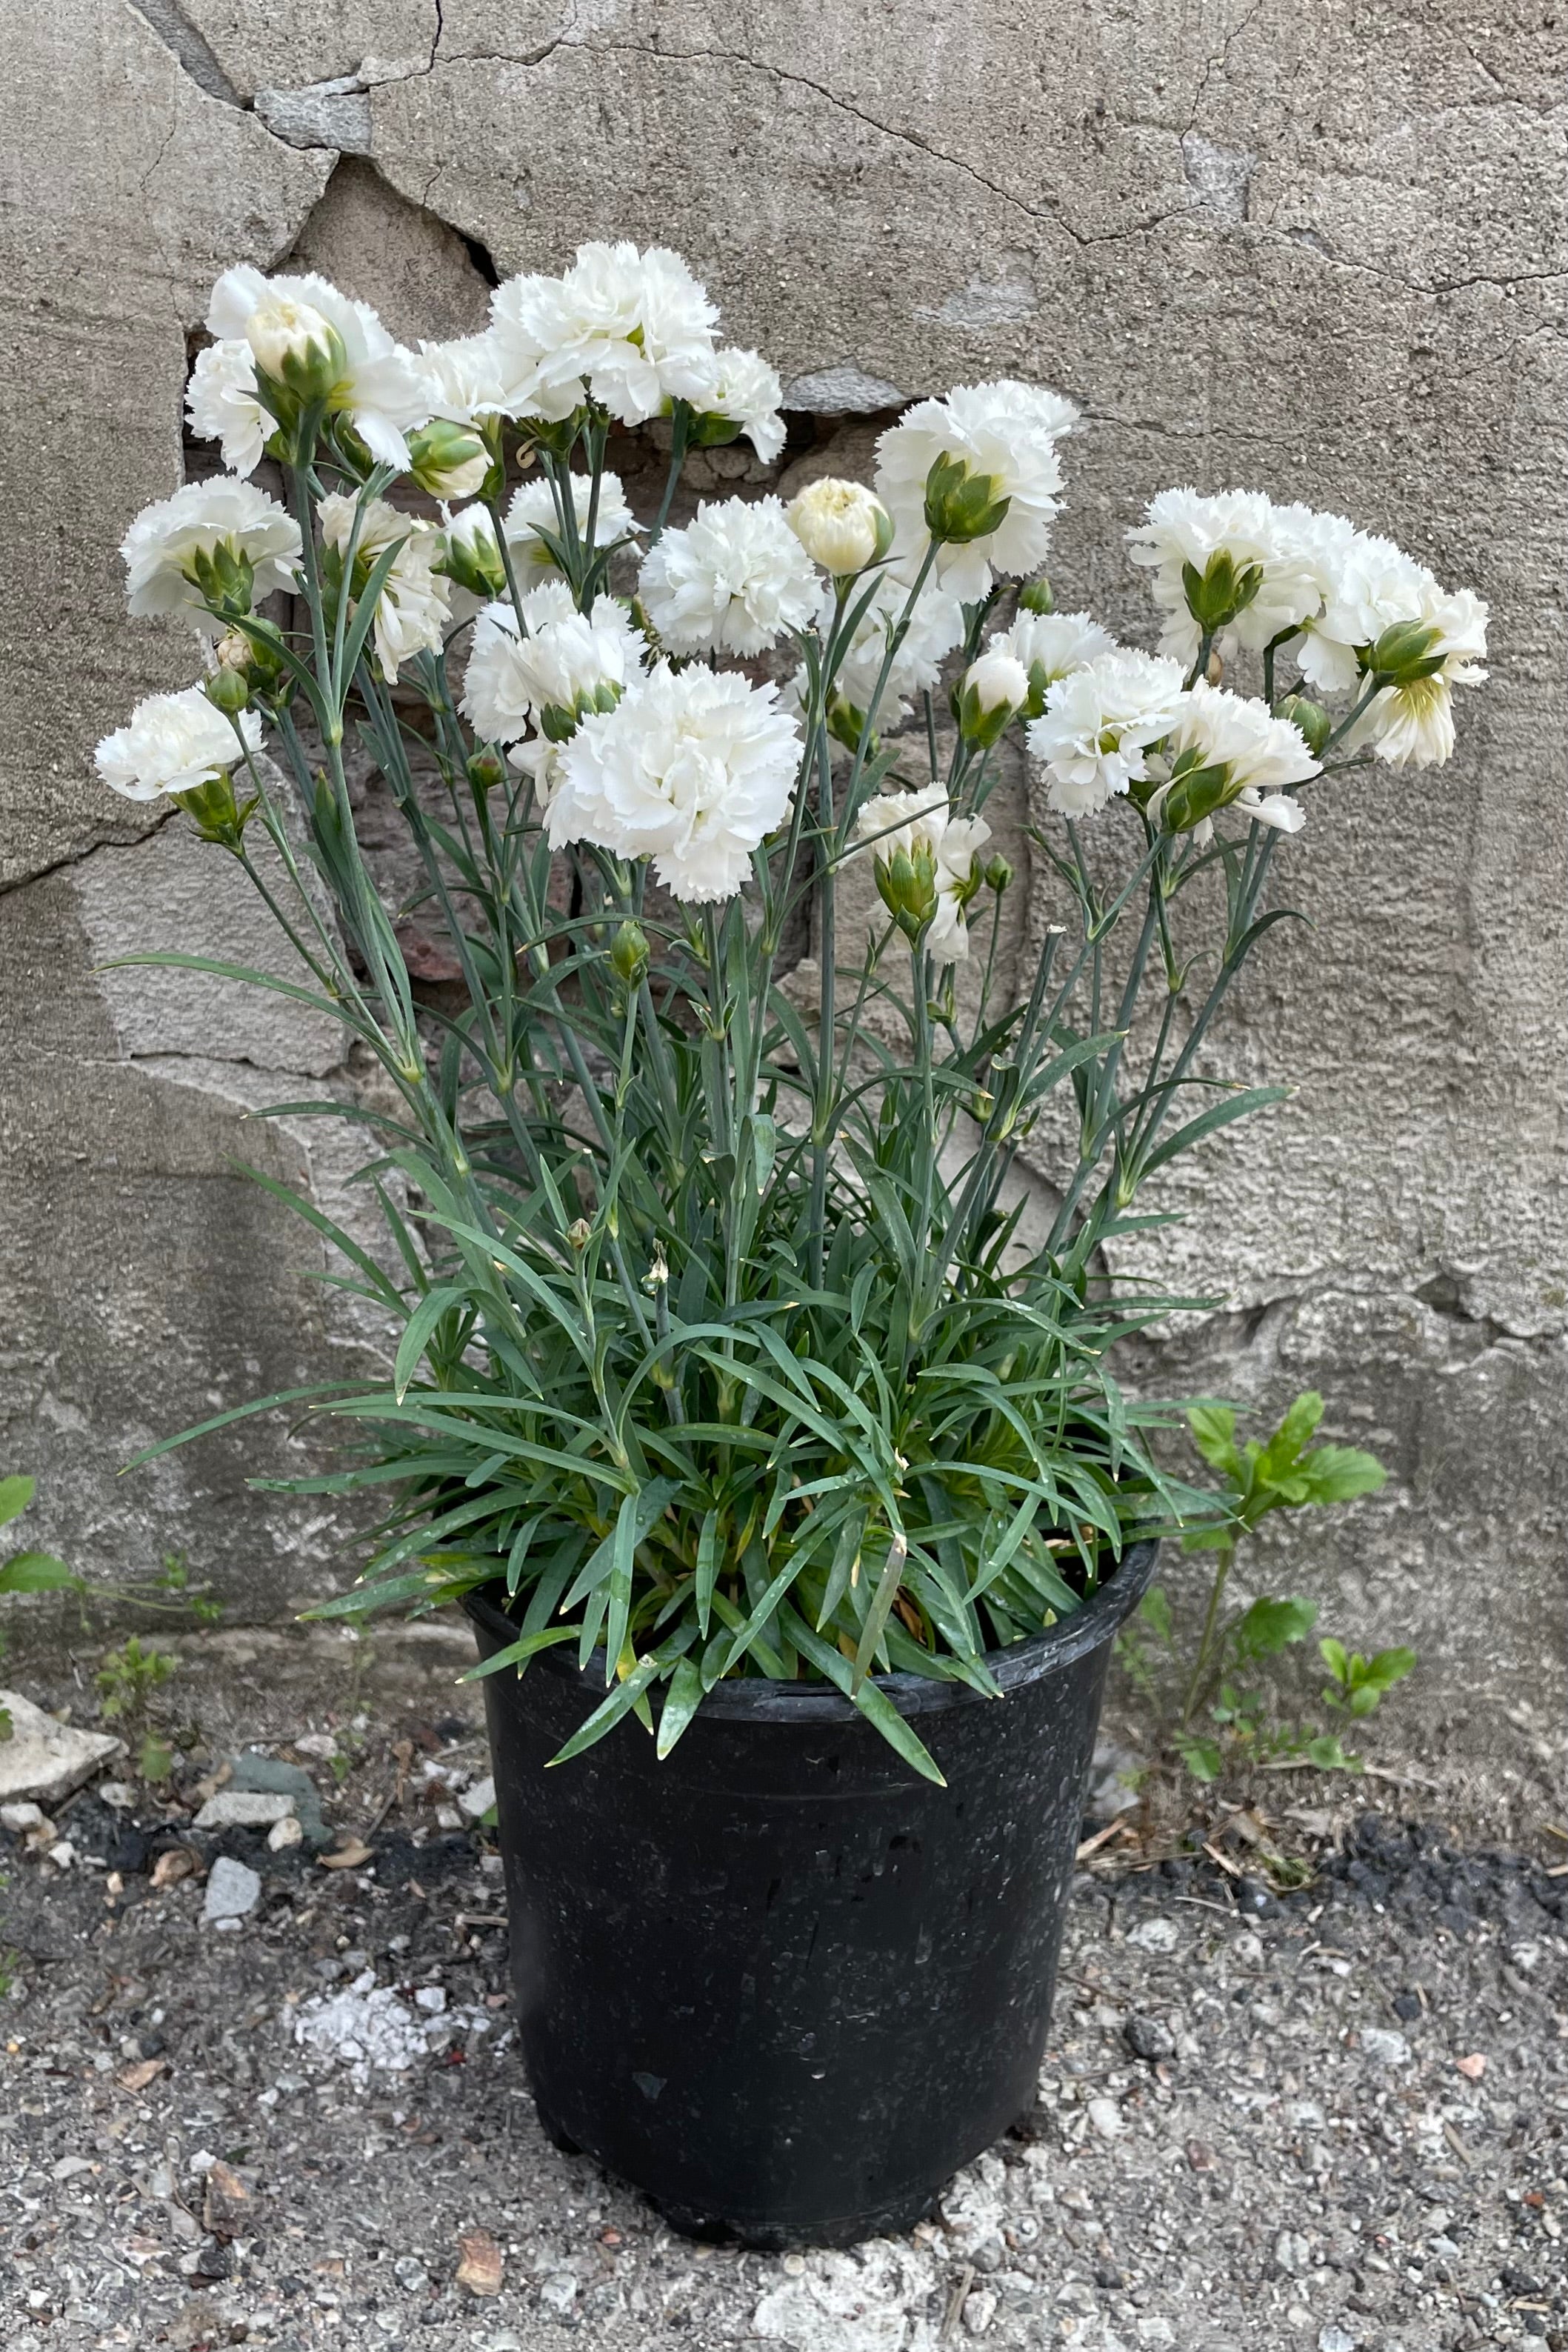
124 0 242 107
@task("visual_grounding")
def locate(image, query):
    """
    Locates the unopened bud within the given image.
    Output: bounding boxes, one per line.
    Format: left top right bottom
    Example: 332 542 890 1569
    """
923 451 1011 547
1205 647 1224 687
1277 693 1331 757
1018 576 1055 616
984 854 1013 893
566 1217 593 1253
1366 619 1444 684
873 839 940 943
467 747 506 793
827 694 874 757
408 417 491 501
204 662 251 715
787 478 894 575
246 296 347 406
1181 548 1264 635
171 770 255 850
610 920 649 988
437 505 508 601
958 649 1029 748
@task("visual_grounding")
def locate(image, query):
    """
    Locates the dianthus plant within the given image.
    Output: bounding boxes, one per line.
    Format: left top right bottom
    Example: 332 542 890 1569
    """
101 243 1487 1780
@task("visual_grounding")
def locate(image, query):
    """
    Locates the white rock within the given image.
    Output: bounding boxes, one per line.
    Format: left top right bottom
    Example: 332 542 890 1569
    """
52 2154 94 2182
1318 2329 1359 2352
194 1790 294 1830
435 1805 463 1832
288 1975 492 2089
46 1839 76 1869
0 1692 121 1808
538 2273 579 2314
293 1732 338 1759
267 1813 304 1852
1232 1930 1265 1969
1 1799 49 1834
1136 2323 1176 2348
1358 2028 1410 2067
962 2288 998 2335
1087 2096 1124 2139
99 1782 138 1810
754 2239 938 2351
1125 1916 1180 1954
458 1773 496 1820
202 1855 261 1922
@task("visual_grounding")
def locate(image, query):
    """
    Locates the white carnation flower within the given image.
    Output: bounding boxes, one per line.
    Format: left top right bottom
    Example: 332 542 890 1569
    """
201 267 433 472
95 687 260 804
418 329 509 424
990 609 1116 690
550 664 801 903
1027 650 1188 817
186 341 272 478
1290 526 1435 696
849 789 992 960
461 583 642 744
874 381 1079 601
687 346 787 463
962 647 1030 715
120 477 301 633
503 472 640 587
1152 679 1319 836
318 493 450 683
1346 584 1489 768
493 243 718 428
638 497 821 657
1126 487 1323 666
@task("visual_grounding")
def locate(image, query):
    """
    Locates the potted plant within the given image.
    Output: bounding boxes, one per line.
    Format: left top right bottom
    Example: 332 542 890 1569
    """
96 242 1487 2245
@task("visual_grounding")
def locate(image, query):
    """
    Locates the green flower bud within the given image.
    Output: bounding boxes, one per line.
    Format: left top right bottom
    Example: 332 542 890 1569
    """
827 694 875 757
1365 619 1444 684
874 839 941 943
1181 549 1264 635
610 920 650 988
1277 693 1332 757
185 538 256 621
407 417 491 501
958 650 1030 750
984 855 1014 893
923 451 1011 547
1018 576 1055 616
436 511 508 602
1157 752 1234 834
247 296 347 410
467 747 507 794
566 1216 593 1253
204 662 251 716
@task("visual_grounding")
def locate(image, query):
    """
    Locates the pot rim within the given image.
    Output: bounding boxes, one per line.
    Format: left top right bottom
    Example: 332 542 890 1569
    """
463 1533 1160 1723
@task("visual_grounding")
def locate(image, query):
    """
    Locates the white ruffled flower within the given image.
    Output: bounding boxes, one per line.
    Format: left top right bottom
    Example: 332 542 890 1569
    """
638 497 820 657
990 609 1116 690
688 346 787 464
492 243 718 428
1346 584 1489 767
850 788 992 959
318 494 450 683
95 687 260 804
550 663 801 903
787 478 892 575
963 647 1030 715
1027 650 1189 817
418 330 510 424
874 381 1079 601
198 267 433 472
503 473 640 588
461 582 643 744
1152 680 1319 835
1290 526 1435 696
186 340 272 478
1126 488 1323 666
119 477 301 633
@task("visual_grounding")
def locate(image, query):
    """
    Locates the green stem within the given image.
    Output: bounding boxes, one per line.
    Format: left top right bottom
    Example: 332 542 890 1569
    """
1181 1545 1235 1727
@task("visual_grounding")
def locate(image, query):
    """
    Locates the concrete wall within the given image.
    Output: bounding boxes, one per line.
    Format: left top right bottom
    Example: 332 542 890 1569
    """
1 1 1563 1765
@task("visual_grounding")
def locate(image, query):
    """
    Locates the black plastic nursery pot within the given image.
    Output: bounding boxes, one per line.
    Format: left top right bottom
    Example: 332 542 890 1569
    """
464 1536 1158 2250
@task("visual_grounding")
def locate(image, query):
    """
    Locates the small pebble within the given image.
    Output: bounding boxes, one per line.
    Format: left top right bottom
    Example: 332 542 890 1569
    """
202 1854 261 1923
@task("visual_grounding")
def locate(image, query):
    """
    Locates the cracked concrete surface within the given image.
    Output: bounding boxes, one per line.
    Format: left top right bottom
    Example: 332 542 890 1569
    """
0 1 1564 1765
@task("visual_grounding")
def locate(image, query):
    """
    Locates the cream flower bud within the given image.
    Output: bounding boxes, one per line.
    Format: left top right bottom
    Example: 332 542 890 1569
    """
244 295 346 399
786 478 893 576
958 648 1030 750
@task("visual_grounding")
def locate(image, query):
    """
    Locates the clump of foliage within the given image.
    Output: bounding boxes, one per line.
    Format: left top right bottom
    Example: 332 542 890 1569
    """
1118 1390 1415 1782
0 1475 83 1742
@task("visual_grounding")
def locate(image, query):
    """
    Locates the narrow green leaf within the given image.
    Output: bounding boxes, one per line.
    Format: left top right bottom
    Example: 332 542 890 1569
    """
0 1477 36 1529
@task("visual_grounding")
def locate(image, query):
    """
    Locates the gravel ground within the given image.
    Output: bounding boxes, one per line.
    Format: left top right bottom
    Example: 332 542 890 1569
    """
2 1642 1567 2351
